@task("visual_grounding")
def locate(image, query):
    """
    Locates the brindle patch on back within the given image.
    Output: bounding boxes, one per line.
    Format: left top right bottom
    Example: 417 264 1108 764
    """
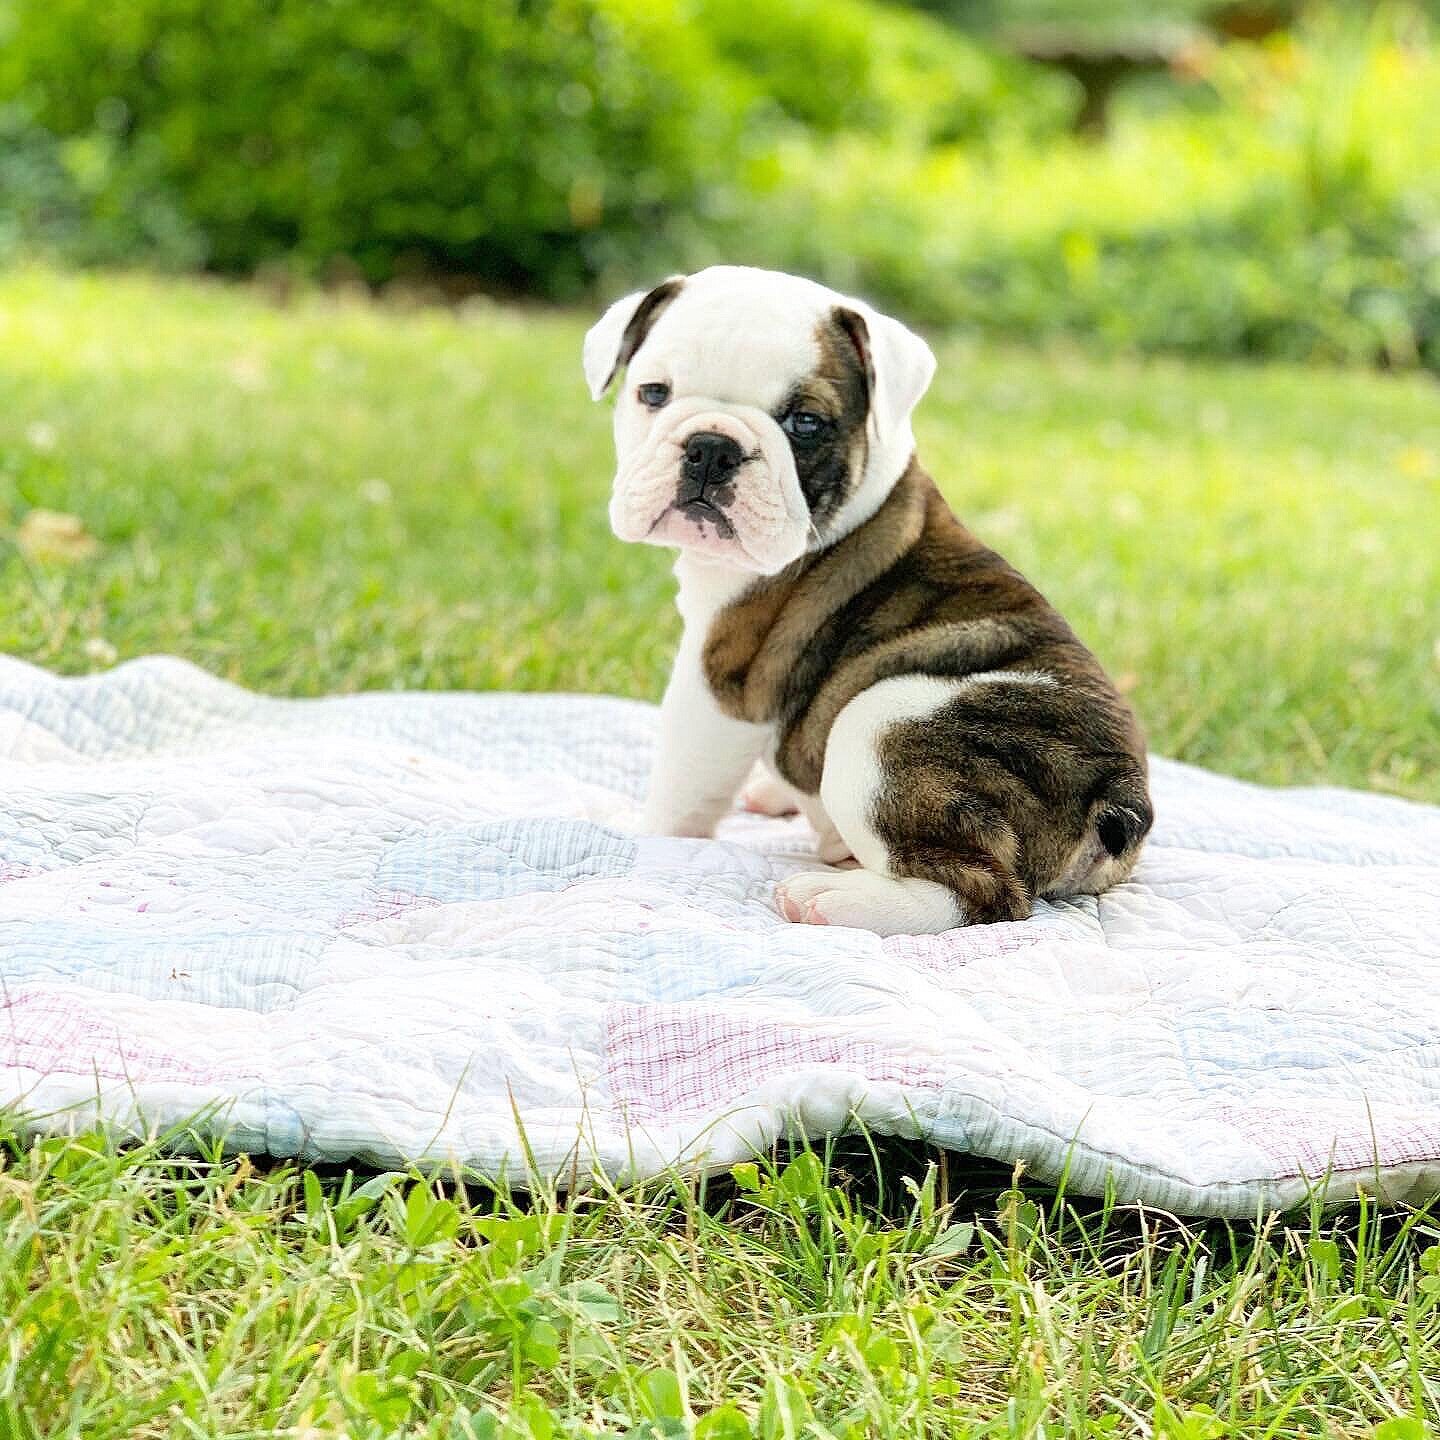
703 462 1069 792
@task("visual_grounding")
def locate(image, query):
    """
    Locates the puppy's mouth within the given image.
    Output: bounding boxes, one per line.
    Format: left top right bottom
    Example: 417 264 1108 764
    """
648 495 737 540
647 458 750 541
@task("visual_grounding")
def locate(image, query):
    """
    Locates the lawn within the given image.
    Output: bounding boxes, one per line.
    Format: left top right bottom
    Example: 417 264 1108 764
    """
3 268 1438 797
2 268 1440 1437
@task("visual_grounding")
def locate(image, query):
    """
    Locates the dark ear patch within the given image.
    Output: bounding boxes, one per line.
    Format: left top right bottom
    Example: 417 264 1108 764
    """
831 306 875 420
603 278 684 395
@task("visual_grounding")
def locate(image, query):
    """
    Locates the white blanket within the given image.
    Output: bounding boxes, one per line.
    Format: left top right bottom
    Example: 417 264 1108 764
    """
3 655 1439 1216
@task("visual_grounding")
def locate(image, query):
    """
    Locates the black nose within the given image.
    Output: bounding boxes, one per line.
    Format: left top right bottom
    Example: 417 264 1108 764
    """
683 431 743 488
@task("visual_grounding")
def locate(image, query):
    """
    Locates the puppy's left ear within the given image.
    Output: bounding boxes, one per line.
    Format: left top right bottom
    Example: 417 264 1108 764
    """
582 276 685 401
833 304 936 447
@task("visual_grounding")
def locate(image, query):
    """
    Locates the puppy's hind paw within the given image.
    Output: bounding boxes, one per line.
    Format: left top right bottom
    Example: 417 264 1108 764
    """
774 870 962 937
776 873 831 925
740 772 801 817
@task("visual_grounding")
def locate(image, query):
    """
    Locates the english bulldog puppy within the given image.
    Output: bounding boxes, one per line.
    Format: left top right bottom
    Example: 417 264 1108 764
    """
584 265 1152 936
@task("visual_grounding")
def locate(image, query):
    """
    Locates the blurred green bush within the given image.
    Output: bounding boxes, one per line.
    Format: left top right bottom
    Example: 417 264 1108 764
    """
0 0 1057 291
1 0 1437 370
0 103 204 268
738 9 1440 369
0 0 737 290
688 0 1073 142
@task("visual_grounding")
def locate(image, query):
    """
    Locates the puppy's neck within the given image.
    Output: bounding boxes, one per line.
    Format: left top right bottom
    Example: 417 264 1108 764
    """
672 549 756 626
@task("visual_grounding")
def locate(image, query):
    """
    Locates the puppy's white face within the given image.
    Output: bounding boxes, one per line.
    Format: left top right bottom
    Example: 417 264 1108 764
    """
583 266 935 575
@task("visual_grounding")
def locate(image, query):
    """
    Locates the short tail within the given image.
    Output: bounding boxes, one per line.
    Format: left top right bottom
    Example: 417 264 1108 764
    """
1091 770 1154 858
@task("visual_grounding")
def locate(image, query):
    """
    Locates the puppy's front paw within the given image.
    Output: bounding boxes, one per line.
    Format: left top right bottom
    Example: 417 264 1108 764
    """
642 800 721 839
668 817 719 839
774 870 961 937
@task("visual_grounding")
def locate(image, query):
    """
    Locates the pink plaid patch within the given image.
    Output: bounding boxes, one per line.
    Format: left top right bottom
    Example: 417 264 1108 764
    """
1218 1101 1440 1179
885 919 1050 973
0 860 32 885
1 989 222 1086
335 888 438 929
604 1002 943 1122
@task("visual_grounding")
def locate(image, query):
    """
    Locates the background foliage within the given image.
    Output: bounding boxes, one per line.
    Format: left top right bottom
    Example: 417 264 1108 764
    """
2 0 1439 368
0 0 1064 290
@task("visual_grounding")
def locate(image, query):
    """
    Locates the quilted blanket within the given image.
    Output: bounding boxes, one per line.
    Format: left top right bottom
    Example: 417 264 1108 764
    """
3 655 1439 1216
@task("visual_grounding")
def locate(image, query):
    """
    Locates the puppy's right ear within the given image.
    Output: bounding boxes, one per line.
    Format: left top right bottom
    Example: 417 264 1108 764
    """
832 302 936 450
582 276 684 400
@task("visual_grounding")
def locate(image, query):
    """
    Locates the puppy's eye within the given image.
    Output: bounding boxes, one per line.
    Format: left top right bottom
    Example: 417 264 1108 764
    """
637 383 671 410
782 410 826 441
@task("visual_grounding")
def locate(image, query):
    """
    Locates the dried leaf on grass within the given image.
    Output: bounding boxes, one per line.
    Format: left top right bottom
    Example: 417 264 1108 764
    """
15 509 101 564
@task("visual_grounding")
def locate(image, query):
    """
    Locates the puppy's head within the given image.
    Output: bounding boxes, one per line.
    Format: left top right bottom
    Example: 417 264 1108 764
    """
583 266 935 574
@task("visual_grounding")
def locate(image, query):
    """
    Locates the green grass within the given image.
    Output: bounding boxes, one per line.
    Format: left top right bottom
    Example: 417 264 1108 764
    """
2 267 1437 797
3 1122 1439 1439
2 268 1440 1437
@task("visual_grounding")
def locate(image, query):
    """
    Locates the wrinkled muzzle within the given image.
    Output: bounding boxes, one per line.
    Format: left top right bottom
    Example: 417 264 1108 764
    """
609 399 810 573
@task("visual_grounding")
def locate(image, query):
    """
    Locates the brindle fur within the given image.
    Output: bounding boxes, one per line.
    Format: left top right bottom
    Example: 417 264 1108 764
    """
702 315 1152 925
